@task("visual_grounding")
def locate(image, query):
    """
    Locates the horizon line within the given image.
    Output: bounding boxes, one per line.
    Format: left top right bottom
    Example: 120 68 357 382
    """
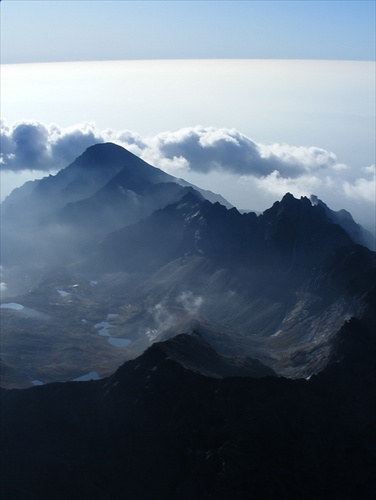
2 57 375 67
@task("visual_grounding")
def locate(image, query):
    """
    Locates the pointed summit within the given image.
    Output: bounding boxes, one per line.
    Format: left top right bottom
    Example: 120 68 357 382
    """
76 142 136 165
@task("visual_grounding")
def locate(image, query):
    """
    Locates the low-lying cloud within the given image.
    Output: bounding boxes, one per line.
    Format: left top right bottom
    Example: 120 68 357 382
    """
1 120 374 228
1 121 106 171
0 265 8 296
177 291 203 315
0 121 346 178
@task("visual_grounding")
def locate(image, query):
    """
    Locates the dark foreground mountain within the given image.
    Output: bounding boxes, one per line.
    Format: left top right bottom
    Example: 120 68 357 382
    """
1 296 375 500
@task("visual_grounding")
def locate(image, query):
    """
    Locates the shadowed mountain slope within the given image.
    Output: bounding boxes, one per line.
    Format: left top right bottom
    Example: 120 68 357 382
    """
90 191 353 273
310 194 375 250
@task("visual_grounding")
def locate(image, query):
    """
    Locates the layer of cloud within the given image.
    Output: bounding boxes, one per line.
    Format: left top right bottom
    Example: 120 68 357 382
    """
1 121 106 171
177 291 203 315
140 127 342 179
1 121 344 177
1 121 374 222
0 265 7 295
342 166 376 203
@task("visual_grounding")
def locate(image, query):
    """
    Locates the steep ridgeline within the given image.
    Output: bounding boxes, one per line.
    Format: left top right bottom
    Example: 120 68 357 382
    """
93 191 354 272
310 194 375 250
1 304 375 500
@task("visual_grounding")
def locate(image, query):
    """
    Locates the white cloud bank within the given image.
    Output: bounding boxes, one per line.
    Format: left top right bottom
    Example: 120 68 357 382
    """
1 120 375 229
0 120 106 171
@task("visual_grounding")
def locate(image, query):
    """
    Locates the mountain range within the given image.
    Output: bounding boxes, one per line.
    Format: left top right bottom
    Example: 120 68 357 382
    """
0 142 375 498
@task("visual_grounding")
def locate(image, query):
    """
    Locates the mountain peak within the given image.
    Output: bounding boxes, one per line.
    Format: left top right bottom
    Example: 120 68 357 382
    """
281 192 311 208
85 142 126 153
109 333 276 384
175 188 205 207
76 142 143 169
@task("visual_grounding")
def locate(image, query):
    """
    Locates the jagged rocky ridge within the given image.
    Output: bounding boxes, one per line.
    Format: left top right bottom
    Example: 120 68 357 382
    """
81 189 375 378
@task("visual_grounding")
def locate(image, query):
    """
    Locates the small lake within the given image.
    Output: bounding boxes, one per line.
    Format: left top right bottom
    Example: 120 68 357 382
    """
94 314 131 347
94 321 113 337
0 302 24 310
107 338 131 348
73 371 101 382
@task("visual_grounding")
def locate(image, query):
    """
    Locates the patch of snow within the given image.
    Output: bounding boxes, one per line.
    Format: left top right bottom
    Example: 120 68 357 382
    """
145 329 158 341
184 210 201 224
57 290 70 297
90 280 98 286
107 338 131 348
31 380 44 386
0 302 24 310
107 313 119 319
73 371 101 382
271 329 282 337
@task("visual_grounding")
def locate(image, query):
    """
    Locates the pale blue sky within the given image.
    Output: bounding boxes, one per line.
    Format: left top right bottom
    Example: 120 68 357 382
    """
1 0 375 63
